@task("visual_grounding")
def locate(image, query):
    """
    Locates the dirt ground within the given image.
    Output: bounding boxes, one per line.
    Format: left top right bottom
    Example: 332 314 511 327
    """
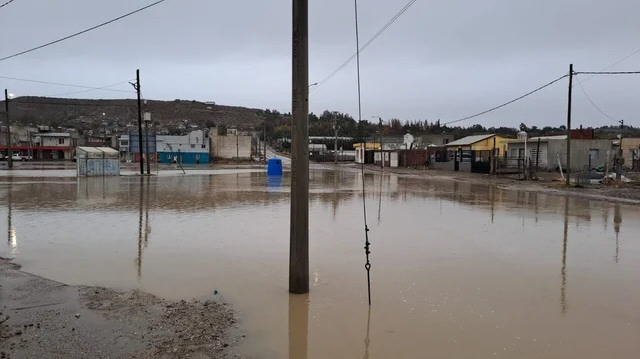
0 258 238 359
344 163 640 206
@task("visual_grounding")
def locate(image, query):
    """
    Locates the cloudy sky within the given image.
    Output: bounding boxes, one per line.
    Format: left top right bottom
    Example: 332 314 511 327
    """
1 0 639 128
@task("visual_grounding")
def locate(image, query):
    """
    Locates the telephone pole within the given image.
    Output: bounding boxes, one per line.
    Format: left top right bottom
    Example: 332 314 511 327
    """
4 90 12 169
565 64 573 186
136 69 144 175
289 0 309 294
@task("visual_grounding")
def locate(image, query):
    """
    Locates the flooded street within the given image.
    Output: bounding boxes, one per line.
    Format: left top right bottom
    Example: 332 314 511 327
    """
1 169 639 358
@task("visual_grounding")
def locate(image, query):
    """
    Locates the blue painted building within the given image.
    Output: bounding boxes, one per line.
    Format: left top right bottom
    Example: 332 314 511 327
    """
156 130 210 164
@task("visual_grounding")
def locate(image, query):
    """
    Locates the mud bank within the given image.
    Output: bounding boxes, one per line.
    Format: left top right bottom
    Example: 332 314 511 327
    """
0 258 237 359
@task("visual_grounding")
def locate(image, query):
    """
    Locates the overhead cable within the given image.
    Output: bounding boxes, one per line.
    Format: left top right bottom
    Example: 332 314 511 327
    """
0 0 16 9
312 0 417 91
575 71 640 75
579 47 640 84
576 80 620 123
443 74 569 125
0 0 168 62
11 99 134 107
0 75 134 93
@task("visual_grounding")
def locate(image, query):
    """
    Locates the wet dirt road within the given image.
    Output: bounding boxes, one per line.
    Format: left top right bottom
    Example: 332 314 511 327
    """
1 169 639 358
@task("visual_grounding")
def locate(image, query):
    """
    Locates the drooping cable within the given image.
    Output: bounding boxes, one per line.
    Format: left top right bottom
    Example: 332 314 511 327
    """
313 0 417 92
443 74 569 125
0 0 16 9
0 0 168 62
354 0 372 306
0 76 134 93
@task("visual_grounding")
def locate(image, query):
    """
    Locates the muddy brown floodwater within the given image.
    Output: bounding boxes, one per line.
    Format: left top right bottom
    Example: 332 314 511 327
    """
1 169 639 358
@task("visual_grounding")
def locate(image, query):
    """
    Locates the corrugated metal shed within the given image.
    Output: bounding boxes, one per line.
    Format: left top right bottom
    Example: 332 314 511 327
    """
77 147 120 176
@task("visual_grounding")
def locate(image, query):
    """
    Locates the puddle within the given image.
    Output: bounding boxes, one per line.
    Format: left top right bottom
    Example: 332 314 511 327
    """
1 169 639 358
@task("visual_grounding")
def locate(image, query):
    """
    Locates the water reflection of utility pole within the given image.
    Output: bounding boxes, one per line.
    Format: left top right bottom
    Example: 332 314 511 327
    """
534 192 539 223
7 180 16 254
137 177 144 280
490 185 495 224
145 176 151 247
362 307 371 359
613 204 621 264
377 172 383 223
288 294 309 359
561 196 569 315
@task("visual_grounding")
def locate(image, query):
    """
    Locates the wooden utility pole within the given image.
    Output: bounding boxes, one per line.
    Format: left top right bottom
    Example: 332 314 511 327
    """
136 69 145 175
289 0 309 294
565 64 573 186
263 123 267 163
5 90 13 169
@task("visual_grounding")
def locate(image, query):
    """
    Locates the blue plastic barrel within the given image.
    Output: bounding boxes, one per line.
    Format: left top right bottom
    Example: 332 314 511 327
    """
267 158 283 176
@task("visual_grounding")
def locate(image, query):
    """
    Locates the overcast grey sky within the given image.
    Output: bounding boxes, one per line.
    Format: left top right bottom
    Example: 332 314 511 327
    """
1 0 639 128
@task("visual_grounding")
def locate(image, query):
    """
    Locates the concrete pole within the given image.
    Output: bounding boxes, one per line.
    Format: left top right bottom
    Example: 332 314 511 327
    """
565 64 573 186
289 0 309 294
5 90 13 169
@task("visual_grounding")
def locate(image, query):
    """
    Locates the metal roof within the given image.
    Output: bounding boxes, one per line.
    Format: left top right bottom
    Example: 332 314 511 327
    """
445 134 495 147
37 132 71 137
77 146 119 154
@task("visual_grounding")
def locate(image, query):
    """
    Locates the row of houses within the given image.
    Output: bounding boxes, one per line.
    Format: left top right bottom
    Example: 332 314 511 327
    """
1 125 254 164
355 131 640 173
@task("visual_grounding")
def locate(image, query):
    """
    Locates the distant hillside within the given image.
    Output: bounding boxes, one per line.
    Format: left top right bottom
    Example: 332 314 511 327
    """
5 97 264 133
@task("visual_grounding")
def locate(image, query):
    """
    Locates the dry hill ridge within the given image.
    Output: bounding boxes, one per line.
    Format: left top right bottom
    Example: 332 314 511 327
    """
5 96 266 133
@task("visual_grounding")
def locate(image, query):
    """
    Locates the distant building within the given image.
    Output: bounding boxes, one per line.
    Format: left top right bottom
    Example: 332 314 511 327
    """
438 134 510 172
617 138 640 171
210 126 252 160
415 134 455 147
32 133 74 160
507 135 613 171
354 142 380 164
157 129 209 164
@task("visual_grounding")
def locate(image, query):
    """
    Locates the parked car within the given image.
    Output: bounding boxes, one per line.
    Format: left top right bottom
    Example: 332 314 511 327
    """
11 153 32 161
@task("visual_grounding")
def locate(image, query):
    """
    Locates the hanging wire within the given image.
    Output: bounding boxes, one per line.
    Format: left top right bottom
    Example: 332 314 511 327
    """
354 0 372 306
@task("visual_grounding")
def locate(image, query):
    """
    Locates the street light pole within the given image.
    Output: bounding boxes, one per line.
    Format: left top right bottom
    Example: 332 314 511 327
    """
5 90 13 169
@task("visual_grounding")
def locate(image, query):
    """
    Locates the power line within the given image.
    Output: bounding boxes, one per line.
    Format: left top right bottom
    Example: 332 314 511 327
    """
576 79 619 123
0 0 16 9
0 0 168 62
579 47 640 84
575 71 640 75
443 74 569 125
50 80 135 97
312 0 417 91
0 76 134 93
10 99 135 107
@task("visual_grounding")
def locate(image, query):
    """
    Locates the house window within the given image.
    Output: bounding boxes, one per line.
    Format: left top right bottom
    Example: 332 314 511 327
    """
201 145 206 149
588 149 599 160
58 138 65 145
191 144 195 149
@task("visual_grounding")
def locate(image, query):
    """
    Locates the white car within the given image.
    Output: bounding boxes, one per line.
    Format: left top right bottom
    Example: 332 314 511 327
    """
11 153 32 161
